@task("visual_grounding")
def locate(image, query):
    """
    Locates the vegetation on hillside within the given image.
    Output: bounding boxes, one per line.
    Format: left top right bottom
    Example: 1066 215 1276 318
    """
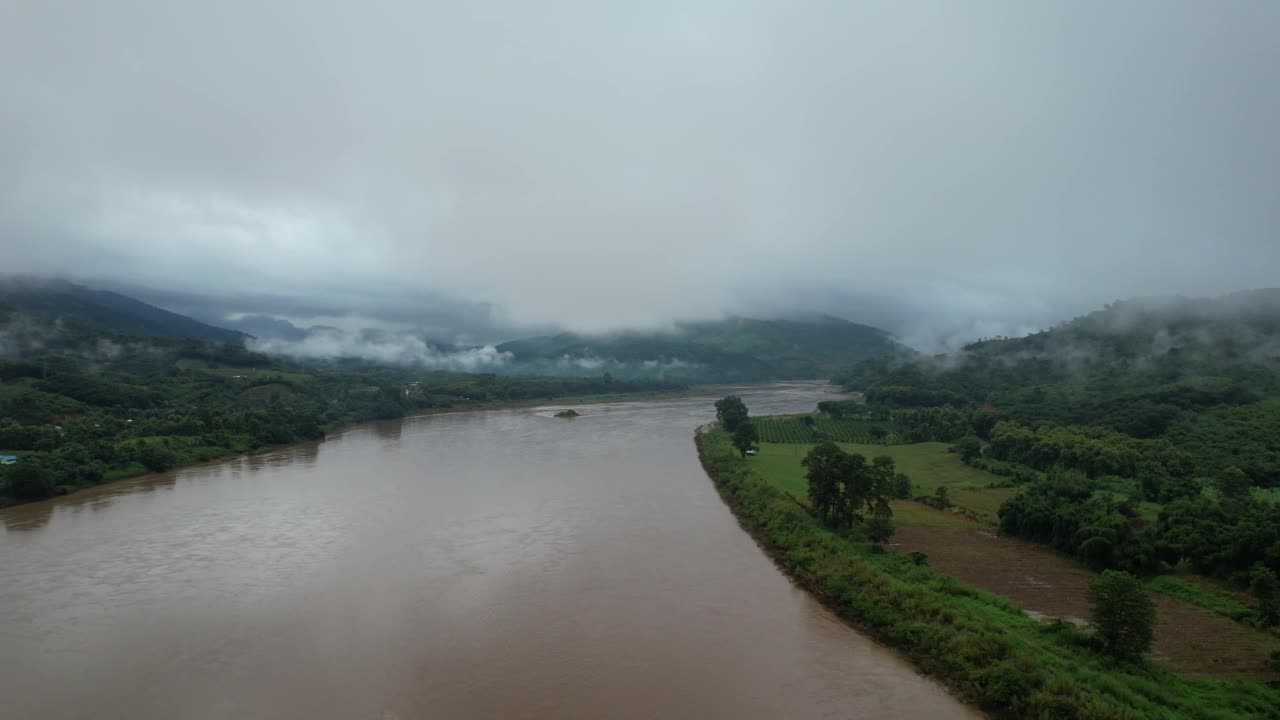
498 315 906 381
0 277 248 344
837 291 1280 591
0 319 682 504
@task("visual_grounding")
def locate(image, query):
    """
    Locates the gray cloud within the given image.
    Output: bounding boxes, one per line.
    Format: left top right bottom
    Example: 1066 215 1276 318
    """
248 329 514 370
3 1 1278 341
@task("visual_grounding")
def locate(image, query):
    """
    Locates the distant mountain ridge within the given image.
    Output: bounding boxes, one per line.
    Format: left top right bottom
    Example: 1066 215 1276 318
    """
0 278 905 380
962 288 1280 365
0 277 248 345
497 315 907 381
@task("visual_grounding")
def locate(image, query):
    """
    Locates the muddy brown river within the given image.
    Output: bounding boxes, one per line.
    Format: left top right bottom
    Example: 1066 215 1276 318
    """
0 382 977 719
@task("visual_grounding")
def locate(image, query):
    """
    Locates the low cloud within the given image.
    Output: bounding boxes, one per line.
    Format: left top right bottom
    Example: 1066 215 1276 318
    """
3 3 1279 340
248 329 513 371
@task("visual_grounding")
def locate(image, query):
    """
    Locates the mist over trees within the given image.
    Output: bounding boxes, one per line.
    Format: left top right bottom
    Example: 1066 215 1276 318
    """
0 316 684 503
838 290 1280 583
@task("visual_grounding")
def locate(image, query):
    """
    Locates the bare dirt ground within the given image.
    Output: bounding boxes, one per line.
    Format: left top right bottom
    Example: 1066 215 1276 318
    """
891 522 1280 680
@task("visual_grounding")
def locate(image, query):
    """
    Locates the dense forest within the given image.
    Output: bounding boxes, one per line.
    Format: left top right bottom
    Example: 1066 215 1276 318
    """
0 308 682 504
836 290 1280 587
498 314 907 381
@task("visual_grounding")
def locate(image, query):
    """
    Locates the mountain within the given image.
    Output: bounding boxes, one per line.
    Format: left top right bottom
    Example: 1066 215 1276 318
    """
0 277 248 344
216 314 308 341
498 315 907 381
961 289 1280 368
840 288 1280 449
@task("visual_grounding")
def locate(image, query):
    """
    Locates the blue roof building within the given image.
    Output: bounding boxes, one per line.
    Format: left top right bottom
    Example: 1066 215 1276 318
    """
0 455 18 465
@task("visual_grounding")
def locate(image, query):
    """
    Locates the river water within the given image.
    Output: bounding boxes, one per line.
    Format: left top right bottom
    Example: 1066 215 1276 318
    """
0 382 976 719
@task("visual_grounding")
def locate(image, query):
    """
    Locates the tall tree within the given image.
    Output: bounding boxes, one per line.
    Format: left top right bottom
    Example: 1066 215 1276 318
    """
731 421 759 458
1087 570 1156 660
802 441 847 525
802 442 893 532
715 396 749 433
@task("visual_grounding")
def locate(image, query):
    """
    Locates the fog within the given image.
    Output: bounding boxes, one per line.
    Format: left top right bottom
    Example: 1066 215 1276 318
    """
248 329 513 370
3 2 1278 346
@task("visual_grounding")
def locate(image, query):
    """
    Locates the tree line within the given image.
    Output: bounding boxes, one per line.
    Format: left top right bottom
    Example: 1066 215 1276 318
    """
0 347 684 502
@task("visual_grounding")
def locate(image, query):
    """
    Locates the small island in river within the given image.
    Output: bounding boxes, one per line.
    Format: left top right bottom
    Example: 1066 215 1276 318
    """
554 409 581 418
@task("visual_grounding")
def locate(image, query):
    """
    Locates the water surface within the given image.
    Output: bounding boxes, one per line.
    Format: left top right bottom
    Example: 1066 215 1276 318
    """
1 383 977 719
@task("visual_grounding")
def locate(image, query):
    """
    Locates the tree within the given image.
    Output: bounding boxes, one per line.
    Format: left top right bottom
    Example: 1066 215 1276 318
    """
6 463 56 500
135 444 178 473
1087 570 1156 660
1250 564 1280 627
803 442 893 532
955 435 982 462
731 421 758 458
868 426 888 444
933 486 952 509
1216 466 1250 499
893 472 912 499
715 396 749 433
803 441 849 525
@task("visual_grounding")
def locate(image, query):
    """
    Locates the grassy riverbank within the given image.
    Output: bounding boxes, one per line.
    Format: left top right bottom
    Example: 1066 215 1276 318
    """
696 427 1280 719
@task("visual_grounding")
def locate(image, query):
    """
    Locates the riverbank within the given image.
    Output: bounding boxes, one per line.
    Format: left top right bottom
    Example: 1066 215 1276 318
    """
0 385 713 511
695 426 1280 719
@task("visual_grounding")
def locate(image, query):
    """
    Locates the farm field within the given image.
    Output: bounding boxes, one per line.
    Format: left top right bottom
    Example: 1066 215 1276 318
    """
749 440 1013 525
891 525 1280 680
175 358 315 384
753 415 902 444
747 436 1280 680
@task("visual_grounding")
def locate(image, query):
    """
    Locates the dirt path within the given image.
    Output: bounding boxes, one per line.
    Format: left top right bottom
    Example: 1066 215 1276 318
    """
892 523 1280 680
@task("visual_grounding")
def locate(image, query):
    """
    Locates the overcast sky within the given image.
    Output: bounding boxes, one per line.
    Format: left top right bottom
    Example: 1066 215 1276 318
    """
3 1 1278 346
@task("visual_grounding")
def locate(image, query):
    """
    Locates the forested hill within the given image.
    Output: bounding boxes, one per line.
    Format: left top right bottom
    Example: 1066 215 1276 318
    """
0 333 682 505
0 277 248 344
966 289 1280 366
498 315 908 381
836 289 1280 583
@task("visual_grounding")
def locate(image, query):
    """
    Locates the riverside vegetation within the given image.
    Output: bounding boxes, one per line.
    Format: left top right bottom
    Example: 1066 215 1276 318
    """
0 323 681 505
697 410 1280 718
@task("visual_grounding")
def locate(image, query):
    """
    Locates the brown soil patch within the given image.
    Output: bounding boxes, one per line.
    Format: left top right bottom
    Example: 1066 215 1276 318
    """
891 525 1280 681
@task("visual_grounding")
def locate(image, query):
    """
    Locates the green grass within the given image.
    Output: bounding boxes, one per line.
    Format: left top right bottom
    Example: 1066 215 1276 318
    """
698 427 1280 719
749 440 1015 525
888 500 981 528
1149 576 1260 625
175 358 313 384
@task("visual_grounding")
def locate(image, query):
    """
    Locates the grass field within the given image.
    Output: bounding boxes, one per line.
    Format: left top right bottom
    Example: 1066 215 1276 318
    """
1148 575 1266 626
175 358 314 384
749 440 1015 525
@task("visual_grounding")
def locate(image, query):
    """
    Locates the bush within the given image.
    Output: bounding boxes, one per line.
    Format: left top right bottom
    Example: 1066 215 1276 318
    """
135 444 178 473
6 463 57 500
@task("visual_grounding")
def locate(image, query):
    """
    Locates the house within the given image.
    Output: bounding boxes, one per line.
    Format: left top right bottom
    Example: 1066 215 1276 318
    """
0 455 18 465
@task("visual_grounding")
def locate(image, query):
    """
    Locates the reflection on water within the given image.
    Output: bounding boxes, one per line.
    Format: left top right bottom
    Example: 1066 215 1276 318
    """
2 441 324 533
0 383 978 719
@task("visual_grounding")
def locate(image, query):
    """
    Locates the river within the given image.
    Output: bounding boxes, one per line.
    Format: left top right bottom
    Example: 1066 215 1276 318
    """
0 382 977 719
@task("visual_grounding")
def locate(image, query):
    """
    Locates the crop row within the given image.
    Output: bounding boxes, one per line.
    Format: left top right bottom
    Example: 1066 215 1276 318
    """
753 417 902 445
